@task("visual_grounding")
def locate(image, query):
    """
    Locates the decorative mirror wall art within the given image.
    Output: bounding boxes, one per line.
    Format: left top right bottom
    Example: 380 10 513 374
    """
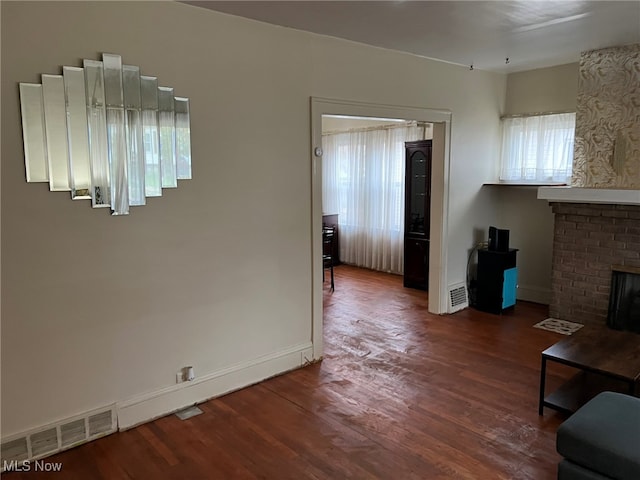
19 53 192 216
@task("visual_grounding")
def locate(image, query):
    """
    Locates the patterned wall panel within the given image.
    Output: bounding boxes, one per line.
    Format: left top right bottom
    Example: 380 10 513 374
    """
572 44 640 188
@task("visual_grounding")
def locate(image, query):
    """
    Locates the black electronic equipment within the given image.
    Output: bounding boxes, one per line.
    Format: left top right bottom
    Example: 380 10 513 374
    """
488 226 510 252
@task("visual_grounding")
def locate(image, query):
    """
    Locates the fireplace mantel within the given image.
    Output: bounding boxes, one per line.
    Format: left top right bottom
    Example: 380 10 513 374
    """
538 187 640 205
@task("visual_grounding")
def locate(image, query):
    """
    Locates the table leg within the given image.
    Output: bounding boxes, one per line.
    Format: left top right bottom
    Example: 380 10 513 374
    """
539 356 547 415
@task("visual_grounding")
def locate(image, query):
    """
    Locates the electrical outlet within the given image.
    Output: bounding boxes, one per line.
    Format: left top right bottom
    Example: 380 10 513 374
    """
176 366 194 384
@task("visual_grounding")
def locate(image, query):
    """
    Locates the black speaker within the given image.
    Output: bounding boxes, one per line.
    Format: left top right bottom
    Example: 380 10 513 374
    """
488 226 509 252
496 229 509 252
488 226 498 250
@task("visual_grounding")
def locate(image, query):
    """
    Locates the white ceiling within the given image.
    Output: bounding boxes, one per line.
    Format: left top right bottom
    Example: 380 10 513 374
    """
185 1 640 73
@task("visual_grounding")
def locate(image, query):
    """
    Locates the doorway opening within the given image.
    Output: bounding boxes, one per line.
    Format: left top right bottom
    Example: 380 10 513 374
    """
310 98 452 360
321 115 432 277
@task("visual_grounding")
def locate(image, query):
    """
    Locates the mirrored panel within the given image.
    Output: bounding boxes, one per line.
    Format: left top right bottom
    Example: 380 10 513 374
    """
63 66 91 199
42 74 71 191
103 53 129 215
141 76 161 197
175 97 192 180
123 65 145 206
84 59 111 208
158 87 177 188
19 83 49 183
19 53 192 216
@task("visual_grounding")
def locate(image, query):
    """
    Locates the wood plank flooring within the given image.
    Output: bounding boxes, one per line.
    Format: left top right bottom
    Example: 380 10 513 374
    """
6 265 572 479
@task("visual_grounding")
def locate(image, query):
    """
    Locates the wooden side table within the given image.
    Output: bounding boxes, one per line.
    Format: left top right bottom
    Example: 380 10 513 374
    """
539 324 640 415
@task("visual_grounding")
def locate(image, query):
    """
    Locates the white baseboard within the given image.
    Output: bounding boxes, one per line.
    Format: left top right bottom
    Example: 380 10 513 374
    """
117 342 314 430
517 284 551 305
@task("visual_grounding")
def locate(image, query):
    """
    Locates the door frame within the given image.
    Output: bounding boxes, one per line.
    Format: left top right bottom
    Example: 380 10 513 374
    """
310 97 453 360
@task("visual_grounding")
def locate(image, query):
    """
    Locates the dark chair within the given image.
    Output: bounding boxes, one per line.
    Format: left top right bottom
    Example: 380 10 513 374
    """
322 227 335 291
556 391 640 480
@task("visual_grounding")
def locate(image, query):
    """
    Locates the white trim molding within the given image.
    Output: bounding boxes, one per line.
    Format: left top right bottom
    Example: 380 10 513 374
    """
538 186 640 205
117 342 313 430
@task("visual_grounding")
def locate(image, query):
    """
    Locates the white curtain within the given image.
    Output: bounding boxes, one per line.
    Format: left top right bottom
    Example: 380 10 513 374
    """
500 112 575 183
322 123 425 274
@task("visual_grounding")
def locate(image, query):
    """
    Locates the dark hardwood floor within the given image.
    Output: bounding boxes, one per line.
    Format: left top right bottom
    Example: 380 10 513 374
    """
6 265 572 479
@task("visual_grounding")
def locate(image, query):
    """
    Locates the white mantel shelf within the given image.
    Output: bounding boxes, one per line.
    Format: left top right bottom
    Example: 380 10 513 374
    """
538 186 640 205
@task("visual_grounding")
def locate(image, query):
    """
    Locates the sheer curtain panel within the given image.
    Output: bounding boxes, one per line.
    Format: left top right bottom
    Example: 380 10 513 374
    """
500 112 575 183
322 123 424 274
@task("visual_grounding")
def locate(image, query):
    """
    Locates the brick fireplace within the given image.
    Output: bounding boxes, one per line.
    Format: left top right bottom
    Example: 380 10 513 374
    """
542 44 640 326
549 202 640 325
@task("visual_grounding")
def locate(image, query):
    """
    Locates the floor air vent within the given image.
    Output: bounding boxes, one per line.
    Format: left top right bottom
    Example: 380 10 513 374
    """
448 283 469 313
1 405 116 472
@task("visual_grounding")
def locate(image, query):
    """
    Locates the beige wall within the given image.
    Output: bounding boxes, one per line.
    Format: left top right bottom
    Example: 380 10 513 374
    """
1 1 505 437
505 63 579 115
500 63 579 304
494 186 557 304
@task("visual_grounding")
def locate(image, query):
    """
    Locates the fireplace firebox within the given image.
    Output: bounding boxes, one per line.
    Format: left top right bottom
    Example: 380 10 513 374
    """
608 267 640 333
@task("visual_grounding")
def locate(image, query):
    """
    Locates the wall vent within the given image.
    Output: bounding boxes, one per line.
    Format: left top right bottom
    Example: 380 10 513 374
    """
30 428 58 458
0 405 116 472
88 410 114 437
448 283 469 313
0 437 29 465
60 419 86 448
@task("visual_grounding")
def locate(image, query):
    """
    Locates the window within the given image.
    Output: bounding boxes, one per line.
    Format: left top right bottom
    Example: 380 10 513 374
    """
499 112 575 183
322 122 425 274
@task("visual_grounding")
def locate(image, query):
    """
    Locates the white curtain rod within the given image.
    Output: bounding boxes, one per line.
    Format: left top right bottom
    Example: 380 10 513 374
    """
323 120 431 136
500 110 575 120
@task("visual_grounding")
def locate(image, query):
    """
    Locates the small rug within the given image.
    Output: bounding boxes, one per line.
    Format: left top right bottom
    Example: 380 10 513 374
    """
533 318 584 335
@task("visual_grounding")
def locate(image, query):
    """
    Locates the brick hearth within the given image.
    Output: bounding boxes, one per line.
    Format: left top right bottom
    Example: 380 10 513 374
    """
550 202 640 325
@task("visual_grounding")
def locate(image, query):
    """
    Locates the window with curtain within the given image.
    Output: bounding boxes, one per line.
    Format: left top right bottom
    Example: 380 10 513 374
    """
322 122 425 274
500 112 575 183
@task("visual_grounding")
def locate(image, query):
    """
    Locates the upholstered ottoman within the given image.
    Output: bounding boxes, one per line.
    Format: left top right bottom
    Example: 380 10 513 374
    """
556 391 640 480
